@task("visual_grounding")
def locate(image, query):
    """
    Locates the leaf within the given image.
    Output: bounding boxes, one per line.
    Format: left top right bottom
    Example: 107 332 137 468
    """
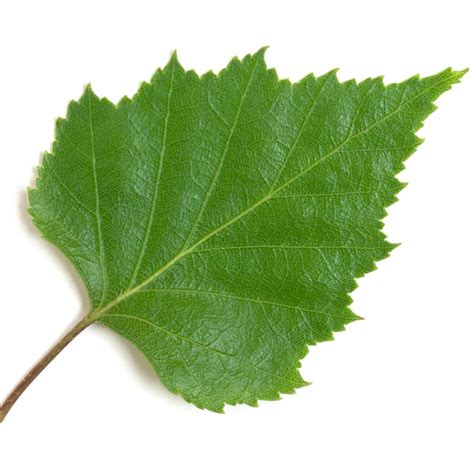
28 50 464 412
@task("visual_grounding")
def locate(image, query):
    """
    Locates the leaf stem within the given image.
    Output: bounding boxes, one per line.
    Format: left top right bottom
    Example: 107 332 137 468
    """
0 317 92 423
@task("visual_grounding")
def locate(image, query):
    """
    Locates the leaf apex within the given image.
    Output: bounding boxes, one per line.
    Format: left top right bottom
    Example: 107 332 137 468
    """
164 50 182 71
453 67 469 81
170 49 179 61
81 83 99 102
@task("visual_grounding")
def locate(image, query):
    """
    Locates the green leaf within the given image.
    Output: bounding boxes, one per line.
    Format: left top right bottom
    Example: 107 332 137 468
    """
28 50 465 412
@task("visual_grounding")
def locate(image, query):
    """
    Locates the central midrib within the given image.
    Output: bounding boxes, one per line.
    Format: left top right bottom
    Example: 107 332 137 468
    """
87 73 455 323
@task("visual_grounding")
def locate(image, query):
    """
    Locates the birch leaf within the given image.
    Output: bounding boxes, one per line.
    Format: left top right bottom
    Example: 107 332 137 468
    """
28 50 465 412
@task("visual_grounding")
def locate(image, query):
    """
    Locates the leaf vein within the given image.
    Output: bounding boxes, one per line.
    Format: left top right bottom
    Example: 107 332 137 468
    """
93 74 454 318
127 59 176 287
103 312 302 385
179 58 260 250
137 287 331 316
87 88 108 305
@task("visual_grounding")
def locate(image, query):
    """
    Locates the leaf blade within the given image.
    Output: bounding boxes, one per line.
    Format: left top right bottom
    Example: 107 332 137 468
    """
29 52 466 410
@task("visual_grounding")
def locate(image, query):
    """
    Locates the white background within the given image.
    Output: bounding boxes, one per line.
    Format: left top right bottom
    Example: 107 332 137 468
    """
0 0 472 472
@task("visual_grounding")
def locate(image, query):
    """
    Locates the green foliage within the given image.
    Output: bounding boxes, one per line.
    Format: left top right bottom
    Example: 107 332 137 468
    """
29 50 464 411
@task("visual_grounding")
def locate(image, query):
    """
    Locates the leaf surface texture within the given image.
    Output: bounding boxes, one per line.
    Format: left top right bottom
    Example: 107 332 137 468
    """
29 51 464 411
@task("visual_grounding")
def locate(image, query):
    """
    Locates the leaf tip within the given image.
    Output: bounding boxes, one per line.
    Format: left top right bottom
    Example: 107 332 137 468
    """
170 49 179 61
249 46 269 66
81 83 99 102
164 49 184 73
210 403 226 414
351 314 365 322
453 67 469 82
